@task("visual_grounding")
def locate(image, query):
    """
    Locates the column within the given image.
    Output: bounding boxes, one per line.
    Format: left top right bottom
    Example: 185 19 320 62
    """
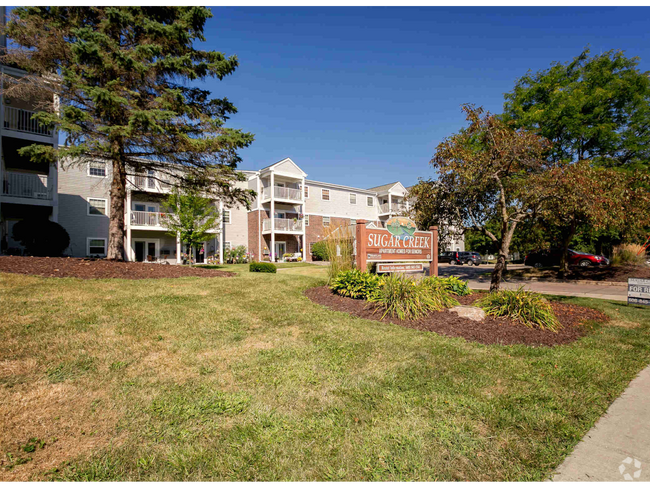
388 190 392 216
301 176 306 261
429 226 438 277
356 220 367 271
219 200 224 264
176 232 181 265
257 175 262 260
270 171 275 262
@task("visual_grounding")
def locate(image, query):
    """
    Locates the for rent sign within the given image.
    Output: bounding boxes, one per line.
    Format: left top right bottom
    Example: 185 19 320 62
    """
355 219 439 276
628 278 650 307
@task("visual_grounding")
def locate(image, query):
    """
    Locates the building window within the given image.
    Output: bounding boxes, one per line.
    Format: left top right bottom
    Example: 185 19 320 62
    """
323 216 330 227
147 170 155 189
349 193 357 205
87 238 107 256
304 186 309 198
88 198 107 216
367 196 374 207
304 215 309 226
351 219 356 226
224 241 231 250
321 189 330 201
223 209 231 224
88 161 106 177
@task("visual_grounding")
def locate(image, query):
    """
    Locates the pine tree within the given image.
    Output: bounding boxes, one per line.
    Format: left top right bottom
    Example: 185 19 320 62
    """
1 7 254 259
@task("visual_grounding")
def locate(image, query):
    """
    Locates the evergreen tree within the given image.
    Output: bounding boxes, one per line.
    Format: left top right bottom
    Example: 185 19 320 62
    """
1 7 254 259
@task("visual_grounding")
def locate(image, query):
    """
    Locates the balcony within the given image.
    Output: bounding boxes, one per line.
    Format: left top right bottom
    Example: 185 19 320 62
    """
2 171 52 200
262 217 304 233
130 211 172 228
262 185 302 202
379 202 408 215
4 107 53 137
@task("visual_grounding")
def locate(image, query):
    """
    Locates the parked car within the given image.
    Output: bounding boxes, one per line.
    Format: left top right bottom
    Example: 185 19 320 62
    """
438 251 464 265
524 248 610 268
459 251 482 266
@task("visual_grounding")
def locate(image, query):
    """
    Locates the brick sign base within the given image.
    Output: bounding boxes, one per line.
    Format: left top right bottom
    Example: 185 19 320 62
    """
377 263 423 274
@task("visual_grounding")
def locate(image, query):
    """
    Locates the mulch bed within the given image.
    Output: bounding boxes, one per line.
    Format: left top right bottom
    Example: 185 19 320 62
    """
305 286 609 347
0 256 235 280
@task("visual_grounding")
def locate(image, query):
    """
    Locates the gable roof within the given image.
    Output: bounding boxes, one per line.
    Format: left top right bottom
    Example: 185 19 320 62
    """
258 157 307 177
367 181 407 194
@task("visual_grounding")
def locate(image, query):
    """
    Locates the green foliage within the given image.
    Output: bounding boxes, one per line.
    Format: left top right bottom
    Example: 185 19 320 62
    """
330 269 384 300
368 274 459 320
225 245 248 264
611 244 647 266
504 48 650 170
311 241 329 261
422 276 471 296
249 262 276 273
162 186 219 265
11 219 70 257
476 288 560 332
3 7 255 259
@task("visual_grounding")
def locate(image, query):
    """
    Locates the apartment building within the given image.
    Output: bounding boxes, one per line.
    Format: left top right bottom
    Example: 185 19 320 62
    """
0 63 59 255
14 154 464 262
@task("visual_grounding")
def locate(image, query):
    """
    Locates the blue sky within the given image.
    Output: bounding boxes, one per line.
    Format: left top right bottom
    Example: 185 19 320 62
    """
201 7 650 188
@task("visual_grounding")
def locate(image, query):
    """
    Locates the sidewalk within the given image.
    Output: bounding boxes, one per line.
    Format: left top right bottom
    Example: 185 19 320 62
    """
553 365 650 481
468 279 627 302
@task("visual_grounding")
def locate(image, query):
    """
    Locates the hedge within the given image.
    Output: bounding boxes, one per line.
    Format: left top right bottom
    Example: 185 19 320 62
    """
249 262 277 273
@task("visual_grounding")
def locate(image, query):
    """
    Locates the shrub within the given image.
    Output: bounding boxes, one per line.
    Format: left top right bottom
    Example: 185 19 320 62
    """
368 274 458 320
612 244 646 267
476 287 560 332
249 262 277 273
225 245 248 264
12 219 70 257
330 269 384 299
323 226 355 284
422 276 471 296
311 241 328 261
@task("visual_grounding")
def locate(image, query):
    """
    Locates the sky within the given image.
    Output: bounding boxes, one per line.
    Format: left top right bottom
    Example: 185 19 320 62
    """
196 7 650 189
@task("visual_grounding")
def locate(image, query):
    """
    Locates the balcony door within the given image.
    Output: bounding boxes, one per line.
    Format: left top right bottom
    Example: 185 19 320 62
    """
275 241 286 260
132 239 159 262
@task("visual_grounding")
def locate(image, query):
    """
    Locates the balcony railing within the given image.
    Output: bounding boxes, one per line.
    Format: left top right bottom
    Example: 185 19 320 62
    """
262 185 302 201
379 202 408 214
262 217 303 232
131 211 173 227
2 171 52 200
4 106 53 137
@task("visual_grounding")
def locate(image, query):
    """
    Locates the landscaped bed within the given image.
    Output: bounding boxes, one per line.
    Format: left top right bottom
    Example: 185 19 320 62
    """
305 286 608 347
0 256 235 279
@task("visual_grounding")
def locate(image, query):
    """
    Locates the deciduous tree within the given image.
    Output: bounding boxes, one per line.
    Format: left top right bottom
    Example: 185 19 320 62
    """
503 48 650 170
428 104 554 291
2 7 255 260
161 186 220 267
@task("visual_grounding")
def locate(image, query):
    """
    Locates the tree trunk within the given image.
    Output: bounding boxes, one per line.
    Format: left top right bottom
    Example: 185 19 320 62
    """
189 245 193 267
489 221 518 292
558 222 576 279
107 157 126 260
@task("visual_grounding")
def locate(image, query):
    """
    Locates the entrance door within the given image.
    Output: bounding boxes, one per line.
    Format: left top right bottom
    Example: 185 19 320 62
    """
135 241 145 262
275 242 286 260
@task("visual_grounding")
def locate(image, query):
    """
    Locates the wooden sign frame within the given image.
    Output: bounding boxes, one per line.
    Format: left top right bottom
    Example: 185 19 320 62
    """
355 220 438 276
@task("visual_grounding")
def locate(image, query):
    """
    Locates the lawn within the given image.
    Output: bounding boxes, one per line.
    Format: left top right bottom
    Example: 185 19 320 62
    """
1 265 649 481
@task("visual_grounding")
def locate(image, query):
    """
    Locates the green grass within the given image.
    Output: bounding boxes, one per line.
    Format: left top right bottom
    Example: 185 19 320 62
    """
1 269 649 481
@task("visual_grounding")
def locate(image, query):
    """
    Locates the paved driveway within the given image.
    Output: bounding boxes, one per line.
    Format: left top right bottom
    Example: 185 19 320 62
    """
426 264 627 302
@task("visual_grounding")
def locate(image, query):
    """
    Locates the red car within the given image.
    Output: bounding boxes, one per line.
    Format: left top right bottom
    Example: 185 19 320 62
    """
524 248 610 268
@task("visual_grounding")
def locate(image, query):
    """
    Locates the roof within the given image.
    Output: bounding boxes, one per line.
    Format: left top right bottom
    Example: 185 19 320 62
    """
367 182 400 193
